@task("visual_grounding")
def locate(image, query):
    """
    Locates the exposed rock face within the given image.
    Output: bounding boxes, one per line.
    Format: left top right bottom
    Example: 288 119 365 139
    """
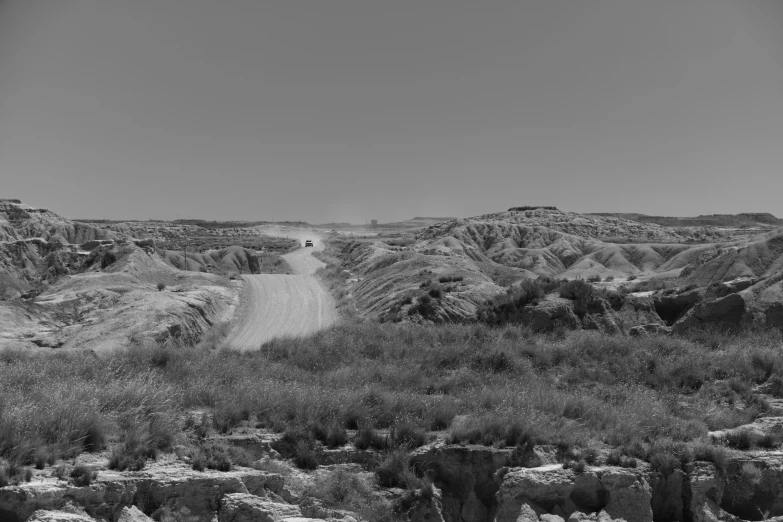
494 466 652 522
684 462 725 522
719 453 783 520
615 296 665 330
520 299 581 332
673 293 746 332
217 493 302 522
25 511 96 522
409 443 533 522
407 486 447 522
0 460 284 522
117 505 153 522
654 291 702 325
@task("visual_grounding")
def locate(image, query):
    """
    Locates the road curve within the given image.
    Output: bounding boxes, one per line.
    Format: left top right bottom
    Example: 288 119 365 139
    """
227 235 337 350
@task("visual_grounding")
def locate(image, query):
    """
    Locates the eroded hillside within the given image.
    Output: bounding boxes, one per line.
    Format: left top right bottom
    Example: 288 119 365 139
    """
0 199 300 351
327 207 783 332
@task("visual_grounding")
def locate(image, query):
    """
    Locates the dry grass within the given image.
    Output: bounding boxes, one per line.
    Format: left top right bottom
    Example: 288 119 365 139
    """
1 323 781 471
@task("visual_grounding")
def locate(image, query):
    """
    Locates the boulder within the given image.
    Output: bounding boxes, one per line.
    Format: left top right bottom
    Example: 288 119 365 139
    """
520 299 581 332
495 466 653 522
217 493 301 522
615 296 664 329
117 506 153 522
25 511 95 522
0 460 284 522
673 293 745 332
600 471 652 522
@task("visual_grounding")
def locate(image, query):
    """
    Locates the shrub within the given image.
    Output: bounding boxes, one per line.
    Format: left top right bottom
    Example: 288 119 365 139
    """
767 374 783 398
0 464 32 487
650 452 681 477
189 441 253 472
157 282 166 291
391 422 427 449
558 280 593 301
293 440 319 470
477 279 558 325
70 464 97 486
587 275 601 283
428 286 443 299
606 450 622 466
605 275 615 282
307 467 373 505
354 427 389 451
326 424 349 449
725 429 753 450
53 464 70 481
375 449 423 489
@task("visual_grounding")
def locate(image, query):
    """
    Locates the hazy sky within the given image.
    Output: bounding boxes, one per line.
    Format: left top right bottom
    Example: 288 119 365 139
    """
1 1 782 223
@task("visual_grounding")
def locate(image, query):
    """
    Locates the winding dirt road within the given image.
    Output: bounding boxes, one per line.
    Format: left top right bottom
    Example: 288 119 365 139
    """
228 236 337 350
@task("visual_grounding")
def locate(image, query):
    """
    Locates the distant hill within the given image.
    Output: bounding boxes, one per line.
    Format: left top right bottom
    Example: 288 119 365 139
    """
317 217 456 230
334 206 783 331
588 212 782 228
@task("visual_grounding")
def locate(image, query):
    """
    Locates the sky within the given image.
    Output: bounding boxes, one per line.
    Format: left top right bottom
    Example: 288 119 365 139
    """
1 0 782 224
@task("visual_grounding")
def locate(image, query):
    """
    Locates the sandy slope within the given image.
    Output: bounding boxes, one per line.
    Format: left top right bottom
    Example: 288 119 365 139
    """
227 235 337 350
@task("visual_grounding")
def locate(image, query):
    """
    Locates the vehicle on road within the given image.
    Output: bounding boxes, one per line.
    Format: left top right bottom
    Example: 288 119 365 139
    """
304 240 313 247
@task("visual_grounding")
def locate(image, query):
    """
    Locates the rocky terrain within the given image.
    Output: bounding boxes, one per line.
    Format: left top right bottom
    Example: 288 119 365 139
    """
4 417 783 522
324 207 783 333
0 199 304 351
4 200 783 522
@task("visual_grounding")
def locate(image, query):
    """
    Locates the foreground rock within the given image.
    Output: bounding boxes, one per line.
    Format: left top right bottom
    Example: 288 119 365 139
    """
0 458 284 522
495 466 652 522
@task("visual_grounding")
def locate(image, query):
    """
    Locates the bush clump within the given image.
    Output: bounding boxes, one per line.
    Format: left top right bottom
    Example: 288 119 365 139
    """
354 427 390 451
70 464 97 486
558 279 593 301
478 278 561 325
375 449 425 489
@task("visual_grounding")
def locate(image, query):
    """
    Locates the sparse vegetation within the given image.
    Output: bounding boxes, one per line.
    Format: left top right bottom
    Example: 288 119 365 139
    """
477 278 561 325
70 464 97 486
2 322 783 480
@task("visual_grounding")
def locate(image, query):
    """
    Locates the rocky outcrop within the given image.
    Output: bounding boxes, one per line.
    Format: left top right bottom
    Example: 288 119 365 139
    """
520 299 581 333
409 443 547 522
117 506 153 522
673 293 746 332
0 460 284 522
654 290 702 325
494 466 652 522
615 296 664 329
25 511 95 522
217 493 303 522
408 486 447 522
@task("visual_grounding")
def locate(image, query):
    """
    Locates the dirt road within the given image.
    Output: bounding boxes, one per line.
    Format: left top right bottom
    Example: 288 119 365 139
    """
227 236 337 350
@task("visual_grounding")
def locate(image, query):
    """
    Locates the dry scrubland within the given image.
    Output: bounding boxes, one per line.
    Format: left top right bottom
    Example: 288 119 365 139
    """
5 200 783 520
3 323 783 479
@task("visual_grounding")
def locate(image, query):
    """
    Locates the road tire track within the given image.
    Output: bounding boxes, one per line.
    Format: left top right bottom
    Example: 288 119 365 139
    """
228 236 337 350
